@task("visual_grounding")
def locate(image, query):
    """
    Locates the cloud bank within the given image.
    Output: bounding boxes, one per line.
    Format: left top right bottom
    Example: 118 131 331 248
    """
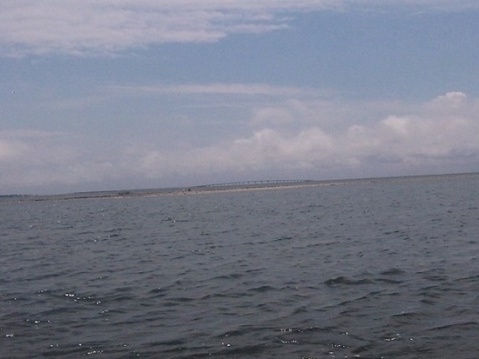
2 91 478 194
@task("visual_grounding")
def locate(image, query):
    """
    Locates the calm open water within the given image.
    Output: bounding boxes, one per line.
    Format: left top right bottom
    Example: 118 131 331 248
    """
2 174 479 358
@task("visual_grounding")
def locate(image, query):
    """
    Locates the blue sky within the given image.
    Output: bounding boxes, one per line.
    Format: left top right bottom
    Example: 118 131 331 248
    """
1 1 479 194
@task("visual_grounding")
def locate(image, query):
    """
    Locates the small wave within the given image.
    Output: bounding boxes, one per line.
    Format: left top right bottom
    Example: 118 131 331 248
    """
273 236 294 241
380 268 405 276
324 276 373 287
248 285 276 293
427 321 478 331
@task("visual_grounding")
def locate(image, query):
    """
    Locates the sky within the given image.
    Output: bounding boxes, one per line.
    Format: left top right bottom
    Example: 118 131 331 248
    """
1 0 479 195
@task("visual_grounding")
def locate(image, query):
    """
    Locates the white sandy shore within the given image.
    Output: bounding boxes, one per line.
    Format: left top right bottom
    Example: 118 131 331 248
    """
8 173 475 202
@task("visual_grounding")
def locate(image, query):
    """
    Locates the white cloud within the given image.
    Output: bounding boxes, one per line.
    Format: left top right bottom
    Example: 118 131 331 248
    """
127 91 479 180
0 0 336 57
2 91 479 194
112 83 311 97
2 0 476 57
251 107 296 127
342 92 479 164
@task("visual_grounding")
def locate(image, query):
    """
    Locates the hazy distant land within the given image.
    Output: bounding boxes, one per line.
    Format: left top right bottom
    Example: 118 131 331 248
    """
1 172 478 203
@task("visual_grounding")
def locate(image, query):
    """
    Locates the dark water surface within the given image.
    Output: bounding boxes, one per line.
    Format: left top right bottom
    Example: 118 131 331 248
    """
2 174 479 358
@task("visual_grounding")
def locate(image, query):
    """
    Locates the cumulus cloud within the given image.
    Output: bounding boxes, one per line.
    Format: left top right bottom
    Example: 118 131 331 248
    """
128 91 479 179
2 91 479 194
344 92 479 170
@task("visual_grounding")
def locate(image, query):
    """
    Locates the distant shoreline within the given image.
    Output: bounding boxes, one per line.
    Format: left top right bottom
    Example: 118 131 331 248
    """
144 180 336 198
25 180 330 202
2 172 478 202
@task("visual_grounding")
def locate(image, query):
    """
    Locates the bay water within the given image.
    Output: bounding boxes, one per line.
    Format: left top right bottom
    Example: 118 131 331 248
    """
2 174 479 358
